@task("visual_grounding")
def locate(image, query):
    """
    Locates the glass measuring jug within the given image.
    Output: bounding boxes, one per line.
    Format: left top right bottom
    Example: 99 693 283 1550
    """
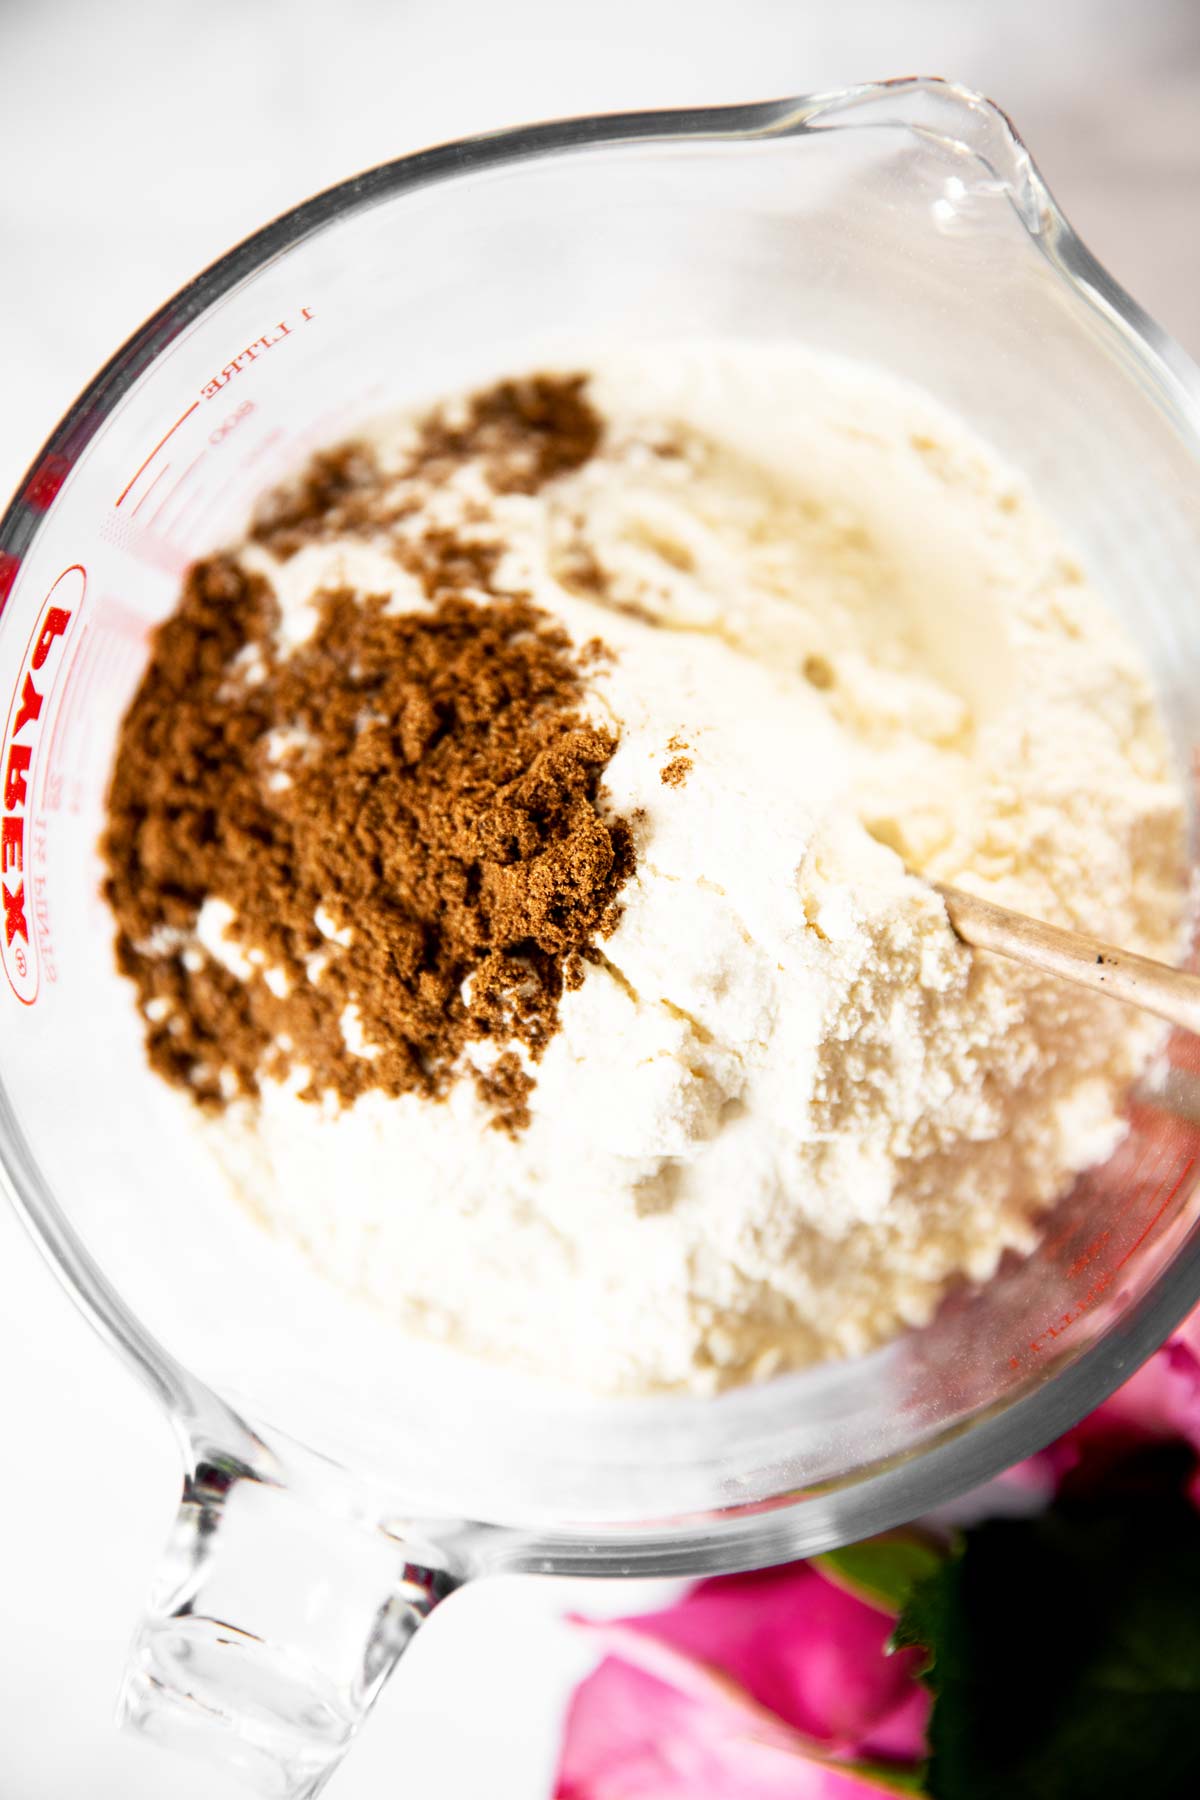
4 77 1200 1798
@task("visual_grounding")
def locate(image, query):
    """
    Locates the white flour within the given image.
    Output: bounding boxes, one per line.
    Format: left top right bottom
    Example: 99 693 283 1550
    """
188 344 1184 1393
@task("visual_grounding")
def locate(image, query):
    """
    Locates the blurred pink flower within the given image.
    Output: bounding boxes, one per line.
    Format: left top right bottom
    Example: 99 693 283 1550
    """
553 1565 928 1799
553 1272 1200 1799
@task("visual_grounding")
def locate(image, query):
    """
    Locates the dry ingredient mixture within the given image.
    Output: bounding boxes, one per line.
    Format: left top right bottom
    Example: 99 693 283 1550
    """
104 344 1186 1393
106 386 631 1134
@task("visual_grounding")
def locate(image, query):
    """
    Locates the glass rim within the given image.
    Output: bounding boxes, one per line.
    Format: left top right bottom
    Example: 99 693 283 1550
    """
4 74 1200 1575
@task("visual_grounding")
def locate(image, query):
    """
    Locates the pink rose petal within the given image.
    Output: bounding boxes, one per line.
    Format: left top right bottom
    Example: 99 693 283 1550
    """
555 1565 928 1799
555 1655 915 1800
607 1567 927 1757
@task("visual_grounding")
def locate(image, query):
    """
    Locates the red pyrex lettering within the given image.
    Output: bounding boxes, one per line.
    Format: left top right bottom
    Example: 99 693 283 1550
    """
1 565 84 1004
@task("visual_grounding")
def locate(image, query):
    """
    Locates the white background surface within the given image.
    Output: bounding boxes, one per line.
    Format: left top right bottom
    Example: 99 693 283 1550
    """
3 3 1200 1795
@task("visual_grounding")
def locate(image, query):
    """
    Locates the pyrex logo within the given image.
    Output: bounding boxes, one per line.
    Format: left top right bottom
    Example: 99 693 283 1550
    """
2 565 83 1004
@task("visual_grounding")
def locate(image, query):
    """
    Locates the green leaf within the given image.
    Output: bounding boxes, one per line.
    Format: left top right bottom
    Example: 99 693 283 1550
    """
837 1755 929 1795
815 1529 945 1618
893 1485 1200 1800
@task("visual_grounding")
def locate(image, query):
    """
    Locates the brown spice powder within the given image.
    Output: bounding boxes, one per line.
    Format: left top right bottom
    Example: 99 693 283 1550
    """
249 375 602 560
414 374 603 496
661 733 692 788
104 376 634 1131
248 442 384 559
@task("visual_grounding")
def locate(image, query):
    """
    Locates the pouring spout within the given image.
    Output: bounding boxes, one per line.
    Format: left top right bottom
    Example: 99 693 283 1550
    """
793 76 1050 234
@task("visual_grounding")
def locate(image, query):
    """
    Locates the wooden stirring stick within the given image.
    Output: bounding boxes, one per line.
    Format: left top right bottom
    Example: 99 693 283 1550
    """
936 883 1200 1038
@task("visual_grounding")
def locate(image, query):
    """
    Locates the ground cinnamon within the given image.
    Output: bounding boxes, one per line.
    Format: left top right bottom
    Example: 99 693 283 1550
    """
104 376 632 1131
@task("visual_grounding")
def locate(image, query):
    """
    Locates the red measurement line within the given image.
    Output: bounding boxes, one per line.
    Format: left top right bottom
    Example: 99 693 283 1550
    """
186 465 247 541
243 426 285 468
37 621 91 811
1111 1156 1195 1277
115 401 200 508
130 462 172 519
148 449 207 533
1011 1152 1196 1370
43 627 107 812
59 632 127 813
168 477 210 541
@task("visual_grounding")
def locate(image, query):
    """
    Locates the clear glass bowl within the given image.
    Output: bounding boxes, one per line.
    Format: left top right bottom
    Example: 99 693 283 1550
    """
4 76 1200 1798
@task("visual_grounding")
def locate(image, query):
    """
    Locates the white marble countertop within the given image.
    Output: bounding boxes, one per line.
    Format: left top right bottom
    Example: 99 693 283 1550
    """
2 1 1199 1793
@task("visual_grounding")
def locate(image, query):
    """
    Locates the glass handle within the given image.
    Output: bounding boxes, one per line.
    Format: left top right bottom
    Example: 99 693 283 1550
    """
119 1456 457 1798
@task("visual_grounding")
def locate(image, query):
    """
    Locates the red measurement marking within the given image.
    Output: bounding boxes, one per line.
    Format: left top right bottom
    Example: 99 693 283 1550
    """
1066 1229 1111 1281
1010 1153 1196 1368
101 594 157 641
37 620 92 814
1110 1155 1194 1276
185 464 249 541
24 455 71 511
243 427 286 468
167 483 208 543
0 551 19 614
45 622 128 822
208 399 256 446
130 462 172 519
115 401 199 508
97 512 191 579
148 449 207 532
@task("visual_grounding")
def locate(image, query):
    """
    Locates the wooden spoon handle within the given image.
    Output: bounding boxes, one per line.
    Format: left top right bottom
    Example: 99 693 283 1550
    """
936 883 1200 1038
